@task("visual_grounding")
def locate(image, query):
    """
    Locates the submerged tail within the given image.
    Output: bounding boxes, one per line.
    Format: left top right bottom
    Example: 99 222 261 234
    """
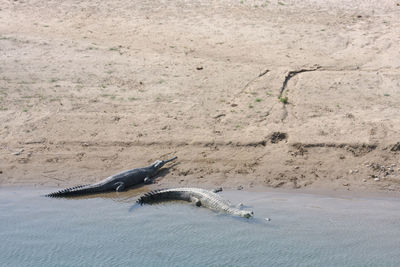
45 184 95 198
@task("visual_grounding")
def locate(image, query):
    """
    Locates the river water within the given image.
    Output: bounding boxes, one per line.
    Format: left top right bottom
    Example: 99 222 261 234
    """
1 187 400 266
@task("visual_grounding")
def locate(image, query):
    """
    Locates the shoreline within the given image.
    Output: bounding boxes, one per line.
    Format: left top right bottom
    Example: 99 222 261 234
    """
3 181 400 200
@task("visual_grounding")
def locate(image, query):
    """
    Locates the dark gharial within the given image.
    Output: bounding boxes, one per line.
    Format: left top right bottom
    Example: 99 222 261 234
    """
46 156 177 197
137 187 254 218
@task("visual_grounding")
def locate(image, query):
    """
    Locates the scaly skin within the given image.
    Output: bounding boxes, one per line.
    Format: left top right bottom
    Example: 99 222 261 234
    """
137 187 254 218
46 156 177 197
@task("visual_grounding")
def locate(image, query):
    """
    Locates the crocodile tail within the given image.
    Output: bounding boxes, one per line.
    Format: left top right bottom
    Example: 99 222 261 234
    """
137 189 168 205
45 184 92 198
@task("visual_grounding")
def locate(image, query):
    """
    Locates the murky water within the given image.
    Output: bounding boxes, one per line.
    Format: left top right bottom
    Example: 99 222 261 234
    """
1 187 400 266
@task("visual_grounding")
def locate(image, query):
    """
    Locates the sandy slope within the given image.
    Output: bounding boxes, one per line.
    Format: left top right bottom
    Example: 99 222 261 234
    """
1 0 400 193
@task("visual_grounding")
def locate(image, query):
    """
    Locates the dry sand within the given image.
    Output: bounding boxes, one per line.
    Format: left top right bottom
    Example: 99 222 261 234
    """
1 0 400 194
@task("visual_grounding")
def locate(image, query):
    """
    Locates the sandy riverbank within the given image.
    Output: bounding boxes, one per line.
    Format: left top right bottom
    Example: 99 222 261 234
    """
1 0 400 194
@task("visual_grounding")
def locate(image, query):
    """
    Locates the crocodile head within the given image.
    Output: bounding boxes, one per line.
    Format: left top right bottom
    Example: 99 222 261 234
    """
152 160 164 169
151 156 178 170
238 210 254 219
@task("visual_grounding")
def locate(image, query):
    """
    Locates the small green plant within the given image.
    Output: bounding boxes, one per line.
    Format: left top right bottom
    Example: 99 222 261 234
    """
255 98 262 102
100 94 114 98
278 1 285 5
248 104 254 108
128 97 138 101
279 96 288 104
384 93 390 96
50 78 58 83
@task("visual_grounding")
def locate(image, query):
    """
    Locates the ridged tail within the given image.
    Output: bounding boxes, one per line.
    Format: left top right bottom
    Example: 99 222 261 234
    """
137 189 177 205
45 184 94 198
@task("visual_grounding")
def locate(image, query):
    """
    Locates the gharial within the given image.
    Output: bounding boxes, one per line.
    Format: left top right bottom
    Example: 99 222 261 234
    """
136 187 254 218
46 156 177 197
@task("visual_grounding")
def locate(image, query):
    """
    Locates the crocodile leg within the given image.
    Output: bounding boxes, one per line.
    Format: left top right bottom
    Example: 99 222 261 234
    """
114 182 125 192
212 187 223 193
143 176 152 184
190 196 202 207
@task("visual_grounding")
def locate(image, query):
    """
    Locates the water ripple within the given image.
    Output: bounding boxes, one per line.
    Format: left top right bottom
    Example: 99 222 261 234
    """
1 188 400 266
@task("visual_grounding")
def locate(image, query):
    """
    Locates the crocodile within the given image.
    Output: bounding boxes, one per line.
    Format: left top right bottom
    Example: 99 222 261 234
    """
137 187 254 218
46 156 177 197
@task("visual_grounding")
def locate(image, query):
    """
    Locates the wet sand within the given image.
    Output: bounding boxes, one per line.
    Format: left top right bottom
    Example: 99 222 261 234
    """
1 0 400 194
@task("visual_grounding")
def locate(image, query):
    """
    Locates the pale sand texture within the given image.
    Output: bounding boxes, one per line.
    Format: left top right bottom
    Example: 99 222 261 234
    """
1 0 400 193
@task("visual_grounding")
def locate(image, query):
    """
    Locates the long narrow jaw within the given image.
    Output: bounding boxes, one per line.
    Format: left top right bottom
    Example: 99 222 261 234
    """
163 156 178 164
153 156 178 169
